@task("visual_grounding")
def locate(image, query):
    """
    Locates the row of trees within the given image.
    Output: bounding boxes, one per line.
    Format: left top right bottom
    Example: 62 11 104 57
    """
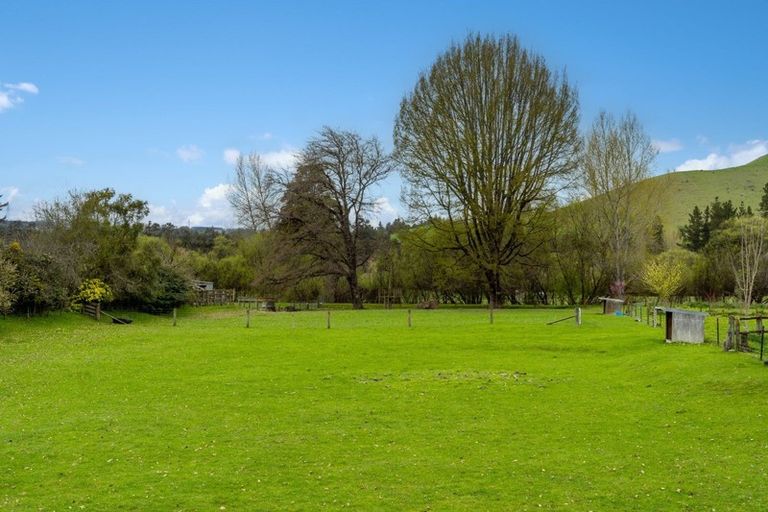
0 189 192 315
3 33 766 313
3 184 768 314
224 35 660 308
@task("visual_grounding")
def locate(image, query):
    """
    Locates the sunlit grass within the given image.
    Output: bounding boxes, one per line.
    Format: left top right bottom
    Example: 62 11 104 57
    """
1 306 767 510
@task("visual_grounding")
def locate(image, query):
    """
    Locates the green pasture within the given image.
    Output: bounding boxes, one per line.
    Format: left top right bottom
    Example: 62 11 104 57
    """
1 306 767 510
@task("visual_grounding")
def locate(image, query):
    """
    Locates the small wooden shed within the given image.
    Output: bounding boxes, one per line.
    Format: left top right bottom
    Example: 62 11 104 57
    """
192 279 214 291
599 297 624 315
660 308 707 343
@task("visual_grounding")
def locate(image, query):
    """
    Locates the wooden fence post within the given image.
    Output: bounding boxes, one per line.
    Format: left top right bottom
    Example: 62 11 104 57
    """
95 303 101 322
327 310 331 329
725 315 737 351
246 308 250 328
575 307 582 326
408 308 412 328
489 306 494 325
173 308 177 327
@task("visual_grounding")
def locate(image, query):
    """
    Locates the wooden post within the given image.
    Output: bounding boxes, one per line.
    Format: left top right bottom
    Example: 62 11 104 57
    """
327 310 331 329
653 307 657 328
173 308 177 327
408 308 412 328
489 305 494 325
95 303 101 322
725 315 735 351
246 308 250 328
575 307 582 326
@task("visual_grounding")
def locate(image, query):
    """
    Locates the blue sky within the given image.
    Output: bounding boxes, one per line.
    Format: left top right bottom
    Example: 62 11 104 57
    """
2 0 767 226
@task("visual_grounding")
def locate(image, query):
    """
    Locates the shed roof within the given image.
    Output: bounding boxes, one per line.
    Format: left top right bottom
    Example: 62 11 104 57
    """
598 297 624 303
655 307 707 317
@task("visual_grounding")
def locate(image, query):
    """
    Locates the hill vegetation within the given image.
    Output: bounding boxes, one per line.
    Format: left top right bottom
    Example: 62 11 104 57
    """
649 155 768 238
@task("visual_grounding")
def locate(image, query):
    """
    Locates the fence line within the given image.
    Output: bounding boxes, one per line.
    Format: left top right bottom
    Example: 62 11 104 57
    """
193 289 236 306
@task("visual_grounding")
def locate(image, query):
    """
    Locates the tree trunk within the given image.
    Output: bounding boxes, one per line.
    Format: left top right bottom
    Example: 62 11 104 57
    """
347 272 363 309
485 268 501 308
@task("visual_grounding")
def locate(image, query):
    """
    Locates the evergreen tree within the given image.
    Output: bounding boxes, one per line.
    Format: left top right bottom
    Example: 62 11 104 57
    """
760 181 768 217
680 205 705 251
647 215 665 254
702 205 711 246
737 201 752 217
709 196 736 232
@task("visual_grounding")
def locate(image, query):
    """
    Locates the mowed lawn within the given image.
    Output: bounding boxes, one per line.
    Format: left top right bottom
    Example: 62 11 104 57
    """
2 307 768 511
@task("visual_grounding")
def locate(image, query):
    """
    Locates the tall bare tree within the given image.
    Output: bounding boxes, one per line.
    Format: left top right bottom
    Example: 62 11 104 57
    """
279 127 394 309
731 216 767 314
394 34 581 306
581 111 658 297
228 153 283 231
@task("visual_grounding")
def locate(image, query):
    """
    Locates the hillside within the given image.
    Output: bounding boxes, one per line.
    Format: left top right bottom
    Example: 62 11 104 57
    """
648 154 768 239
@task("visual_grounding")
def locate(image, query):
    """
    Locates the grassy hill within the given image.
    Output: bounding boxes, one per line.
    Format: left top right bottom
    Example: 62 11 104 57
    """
650 154 768 238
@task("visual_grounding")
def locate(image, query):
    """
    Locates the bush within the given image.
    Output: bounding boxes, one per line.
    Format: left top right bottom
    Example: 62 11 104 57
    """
76 278 114 304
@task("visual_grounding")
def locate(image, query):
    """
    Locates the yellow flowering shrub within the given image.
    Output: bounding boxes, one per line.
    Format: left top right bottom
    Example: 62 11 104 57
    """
76 278 113 304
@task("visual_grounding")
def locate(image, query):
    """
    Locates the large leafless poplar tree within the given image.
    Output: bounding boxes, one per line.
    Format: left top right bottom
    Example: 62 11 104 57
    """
581 111 658 297
394 34 581 306
731 216 767 314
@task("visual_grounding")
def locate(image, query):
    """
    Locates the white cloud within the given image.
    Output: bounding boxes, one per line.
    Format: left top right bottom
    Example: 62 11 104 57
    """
223 148 241 165
5 82 39 94
1 186 20 203
0 92 13 111
147 184 236 227
696 135 710 146
224 147 298 169
57 156 85 166
261 148 298 169
147 204 175 225
186 213 205 225
261 132 273 140
0 187 30 220
177 144 204 163
0 82 39 112
186 183 234 226
652 138 682 154
675 139 768 172
370 196 399 225
199 183 232 208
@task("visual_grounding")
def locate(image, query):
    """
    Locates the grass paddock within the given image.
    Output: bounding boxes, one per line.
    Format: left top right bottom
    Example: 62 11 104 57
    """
2 306 767 510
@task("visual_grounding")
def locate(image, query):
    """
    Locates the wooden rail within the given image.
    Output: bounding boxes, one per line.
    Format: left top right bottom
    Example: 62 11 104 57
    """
725 315 765 355
81 302 100 321
193 289 236 306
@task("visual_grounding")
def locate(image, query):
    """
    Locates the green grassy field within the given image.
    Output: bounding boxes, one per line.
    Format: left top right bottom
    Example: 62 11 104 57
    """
2 306 768 510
